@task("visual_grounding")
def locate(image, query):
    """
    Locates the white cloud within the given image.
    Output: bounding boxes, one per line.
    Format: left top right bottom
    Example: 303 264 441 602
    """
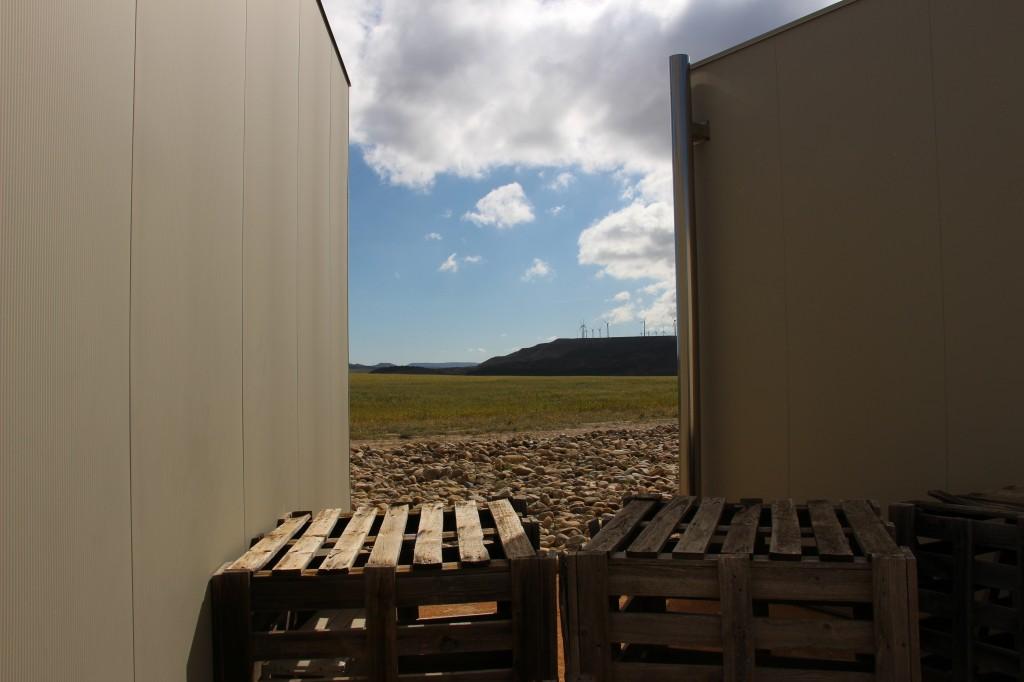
324 0 829 189
612 291 631 302
464 183 534 228
548 171 575 191
548 205 564 216
521 258 553 282
463 255 483 264
578 201 675 282
605 302 637 324
439 253 459 273
425 232 443 240
638 287 677 329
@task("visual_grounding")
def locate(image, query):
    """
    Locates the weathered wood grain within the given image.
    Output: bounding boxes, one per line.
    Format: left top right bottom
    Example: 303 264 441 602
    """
229 514 310 571
769 499 802 560
807 500 853 561
412 502 444 569
672 497 725 558
455 500 490 565
626 495 694 557
320 505 377 573
721 503 761 555
367 505 410 568
585 498 656 553
488 498 535 559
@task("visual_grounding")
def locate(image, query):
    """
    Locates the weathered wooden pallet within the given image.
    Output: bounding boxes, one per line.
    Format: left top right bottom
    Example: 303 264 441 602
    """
892 500 1024 682
562 495 920 681
211 498 558 682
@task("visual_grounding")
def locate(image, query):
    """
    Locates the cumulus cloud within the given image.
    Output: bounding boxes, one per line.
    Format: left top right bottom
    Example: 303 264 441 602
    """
439 253 459 273
324 0 829 188
548 205 564 216
425 232 442 240
463 183 535 228
612 291 631 302
605 302 637 324
578 201 675 283
463 255 483 264
521 258 553 282
548 171 575 191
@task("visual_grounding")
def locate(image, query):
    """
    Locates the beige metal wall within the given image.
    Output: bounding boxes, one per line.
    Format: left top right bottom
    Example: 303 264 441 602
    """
688 0 1024 504
0 1 136 679
1 0 350 679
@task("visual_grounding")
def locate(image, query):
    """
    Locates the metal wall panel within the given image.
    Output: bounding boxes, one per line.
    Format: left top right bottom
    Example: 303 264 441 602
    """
242 0 301 540
0 1 136 680
691 41 789 500
330 57 352 511
129 0 246 679
928 1 1024 491
773 0 946 503
297 1 340 511
688 0 1024 503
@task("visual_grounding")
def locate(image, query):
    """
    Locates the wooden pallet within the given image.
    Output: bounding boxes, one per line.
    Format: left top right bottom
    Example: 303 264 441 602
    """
561 495 920 681
211 499 558 682
892 500 1024 681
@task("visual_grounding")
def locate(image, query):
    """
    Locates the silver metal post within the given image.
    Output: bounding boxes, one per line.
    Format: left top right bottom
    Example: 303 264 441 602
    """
670 54 702 496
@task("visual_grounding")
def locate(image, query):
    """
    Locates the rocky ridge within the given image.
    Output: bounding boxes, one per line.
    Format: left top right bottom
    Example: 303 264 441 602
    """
350 423 679 551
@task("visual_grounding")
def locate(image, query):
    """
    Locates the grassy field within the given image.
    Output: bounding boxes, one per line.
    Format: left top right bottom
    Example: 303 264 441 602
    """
349 373 679 440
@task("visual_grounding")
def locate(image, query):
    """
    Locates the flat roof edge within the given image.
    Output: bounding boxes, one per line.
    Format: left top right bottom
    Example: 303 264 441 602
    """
692 0 860 70
316 0 352 86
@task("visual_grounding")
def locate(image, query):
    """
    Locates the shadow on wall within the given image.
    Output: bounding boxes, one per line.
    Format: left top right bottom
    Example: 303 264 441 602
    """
187 586 213 682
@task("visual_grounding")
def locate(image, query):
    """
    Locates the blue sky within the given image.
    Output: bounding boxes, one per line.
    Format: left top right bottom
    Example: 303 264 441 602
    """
329 0 834 365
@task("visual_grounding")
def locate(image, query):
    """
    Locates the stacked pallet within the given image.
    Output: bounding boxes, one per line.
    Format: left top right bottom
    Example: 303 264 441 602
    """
211 499 557 682
892 499 1024 681
562 495 920 681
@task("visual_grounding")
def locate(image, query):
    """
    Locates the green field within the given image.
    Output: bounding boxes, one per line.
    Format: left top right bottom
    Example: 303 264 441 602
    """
349 373 679 440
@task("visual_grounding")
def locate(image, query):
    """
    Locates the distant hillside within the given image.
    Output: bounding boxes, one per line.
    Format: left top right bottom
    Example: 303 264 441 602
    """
370 337 678 376
470 336 677 376
409 362 478 369
349 362 395 373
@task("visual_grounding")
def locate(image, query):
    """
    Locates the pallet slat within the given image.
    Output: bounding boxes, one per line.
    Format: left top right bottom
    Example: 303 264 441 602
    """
229 514 310 571
672 497 725 558
455 500 490 566
412 502 444 569
626 495 694 558
274 508 342 574
367 505 410 568
721 503 761 555
487 498 534 560
769 499 802 560
808 500 853 561
320 505 378 573
585 497 657 553
842 500 900 557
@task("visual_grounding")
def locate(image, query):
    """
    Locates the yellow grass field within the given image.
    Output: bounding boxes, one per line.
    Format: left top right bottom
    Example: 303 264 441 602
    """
349 373 679 440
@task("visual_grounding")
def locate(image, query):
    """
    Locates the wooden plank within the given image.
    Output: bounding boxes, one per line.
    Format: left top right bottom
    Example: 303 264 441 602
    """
768 499 802 560
949 517 973 680
511 558 537 680
366 565 398 682
228 513 310 571
872 552 919 682
608 612 720 648
573 552 612 679
808 500 853 561
610 662 874 682
842 499 901 557
412 502 444 569
396 620 513 656
487 498 535 559
367 505 410 568
455 501 490 566
721 503 761 555
320 505 377 573
273 508 342 574
672 497 725 558
211 569 252 682
719 555 754 682
626 495 695 557
585 498 657 553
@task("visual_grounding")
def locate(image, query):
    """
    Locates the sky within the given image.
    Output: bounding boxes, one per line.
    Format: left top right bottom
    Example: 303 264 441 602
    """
324 0 834 365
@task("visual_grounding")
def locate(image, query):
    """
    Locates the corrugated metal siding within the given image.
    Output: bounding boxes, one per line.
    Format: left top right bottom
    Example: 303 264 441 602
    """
690 0 1024 503
242 0 301 541
1 1 136 680
129 0 247 677
330 56 352 511
297 1 339 511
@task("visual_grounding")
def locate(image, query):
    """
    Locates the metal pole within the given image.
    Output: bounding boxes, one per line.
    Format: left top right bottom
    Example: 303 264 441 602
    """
670 54 702 496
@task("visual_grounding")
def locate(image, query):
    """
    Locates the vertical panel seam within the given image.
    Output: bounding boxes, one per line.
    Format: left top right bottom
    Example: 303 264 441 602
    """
923 0 951 490
772 42 793 497
128 0 140 678
295 1 303 508
240 0 249 542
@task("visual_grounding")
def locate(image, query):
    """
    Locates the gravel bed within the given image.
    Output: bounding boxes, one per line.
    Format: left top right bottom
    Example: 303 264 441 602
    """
350 423 679 551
